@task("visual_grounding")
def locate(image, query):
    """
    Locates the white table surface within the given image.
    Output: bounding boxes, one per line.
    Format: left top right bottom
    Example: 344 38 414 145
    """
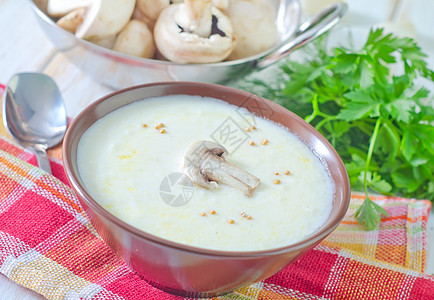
0 0 433 298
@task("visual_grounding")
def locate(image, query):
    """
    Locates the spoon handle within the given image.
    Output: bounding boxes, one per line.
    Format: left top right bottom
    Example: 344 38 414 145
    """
33 144 52 174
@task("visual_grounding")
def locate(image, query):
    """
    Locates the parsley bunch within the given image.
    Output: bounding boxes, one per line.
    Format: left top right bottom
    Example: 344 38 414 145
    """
243 28 434 229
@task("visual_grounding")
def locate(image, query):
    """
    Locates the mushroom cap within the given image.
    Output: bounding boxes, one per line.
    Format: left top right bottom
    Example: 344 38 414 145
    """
47 0 90 17
132 6 155 30
176 0 213 38
136 0 169 22
226 0 279 60
75 0 136 40
113 20 156 59
212 0 229 11
154 4 236 64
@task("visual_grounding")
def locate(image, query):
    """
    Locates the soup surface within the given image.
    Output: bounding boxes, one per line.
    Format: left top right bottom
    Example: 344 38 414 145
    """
77 95 334 251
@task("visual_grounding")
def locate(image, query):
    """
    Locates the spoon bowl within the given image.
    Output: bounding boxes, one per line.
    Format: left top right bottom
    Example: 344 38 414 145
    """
2 72 67 174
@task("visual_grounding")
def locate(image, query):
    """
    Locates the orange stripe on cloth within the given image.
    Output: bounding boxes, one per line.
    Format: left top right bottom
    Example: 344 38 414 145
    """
0 155 82 213
340 215 427 226
0 176 19 202
258 288 297 299
336 259 407 299
351 194 392 201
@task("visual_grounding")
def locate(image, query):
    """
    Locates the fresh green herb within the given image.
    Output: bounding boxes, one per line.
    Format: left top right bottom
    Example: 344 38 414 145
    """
237 28 434 230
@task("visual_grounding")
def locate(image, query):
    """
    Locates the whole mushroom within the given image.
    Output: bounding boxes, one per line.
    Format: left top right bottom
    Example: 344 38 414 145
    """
113 20 156 58
133 0 169 29
153 0 236 63
225 0 279 60
52 0 136 42
75 0 136 40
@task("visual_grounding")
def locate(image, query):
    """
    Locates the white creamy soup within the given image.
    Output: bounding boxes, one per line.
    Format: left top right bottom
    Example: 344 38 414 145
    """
77 95 334 251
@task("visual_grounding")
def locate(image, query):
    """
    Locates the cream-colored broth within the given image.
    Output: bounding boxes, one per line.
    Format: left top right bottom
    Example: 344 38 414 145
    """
77 95 334 251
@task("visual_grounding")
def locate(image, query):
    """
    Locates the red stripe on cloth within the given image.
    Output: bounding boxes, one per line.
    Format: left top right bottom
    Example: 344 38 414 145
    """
0 139 23 158
265 249 338 297
50 163 70 186
0 190 74 248
0 231 31 264
45 225 124 282
25 155 70 186
409 276 434 299
104 271 184 300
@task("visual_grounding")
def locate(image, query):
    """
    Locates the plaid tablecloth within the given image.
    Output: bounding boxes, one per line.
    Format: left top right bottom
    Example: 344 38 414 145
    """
1 86 434 299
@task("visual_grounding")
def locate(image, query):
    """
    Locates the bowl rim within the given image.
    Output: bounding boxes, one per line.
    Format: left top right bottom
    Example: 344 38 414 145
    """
29 0 301 68
63 81 351 258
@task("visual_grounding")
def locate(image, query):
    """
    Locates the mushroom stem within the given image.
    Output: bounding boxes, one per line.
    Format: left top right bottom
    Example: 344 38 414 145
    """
183 140 260 197
175 0 212 38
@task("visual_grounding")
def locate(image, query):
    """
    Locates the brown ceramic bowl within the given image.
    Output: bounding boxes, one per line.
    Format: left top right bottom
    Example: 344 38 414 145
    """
63 82 350 298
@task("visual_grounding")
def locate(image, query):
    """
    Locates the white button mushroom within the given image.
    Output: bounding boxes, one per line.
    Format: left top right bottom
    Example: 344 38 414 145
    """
55 5 117 49
75 0 136 40
225 0 279 60
134 0 169 29
47 0 91 17
153 0 236 63
113 20 156 58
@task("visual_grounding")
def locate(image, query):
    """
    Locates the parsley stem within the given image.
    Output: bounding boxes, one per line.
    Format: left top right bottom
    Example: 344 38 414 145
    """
305 94 318 123
363 117 382 195
315 115 337 131
305 94 337 131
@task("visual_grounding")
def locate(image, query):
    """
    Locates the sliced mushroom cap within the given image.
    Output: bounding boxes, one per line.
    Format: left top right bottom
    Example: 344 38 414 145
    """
75 0 136 40
182 140 260 197
47 0 90 17
154 2 236 63
226 0 279 60
113 20 156 58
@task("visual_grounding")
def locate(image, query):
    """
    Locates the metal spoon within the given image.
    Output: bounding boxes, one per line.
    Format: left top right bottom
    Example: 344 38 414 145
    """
2 72 67 174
